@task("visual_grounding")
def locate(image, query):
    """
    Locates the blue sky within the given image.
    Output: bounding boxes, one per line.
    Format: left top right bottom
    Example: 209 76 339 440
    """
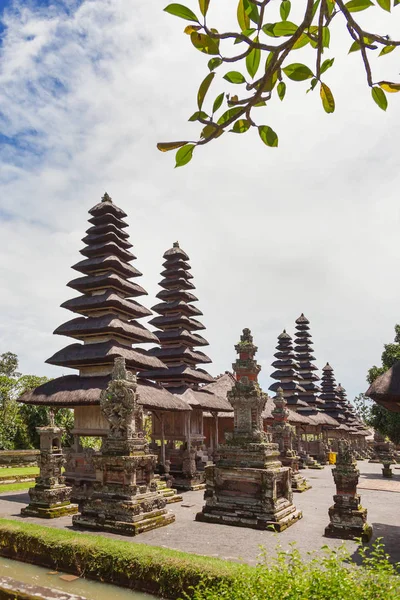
0 0 399 402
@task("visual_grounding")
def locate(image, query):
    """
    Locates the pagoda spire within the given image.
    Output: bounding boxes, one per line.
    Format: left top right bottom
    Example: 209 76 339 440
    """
269 329 305 410
319 363 347 423
141 242 214 387
46 194 165 375
294 314 322 413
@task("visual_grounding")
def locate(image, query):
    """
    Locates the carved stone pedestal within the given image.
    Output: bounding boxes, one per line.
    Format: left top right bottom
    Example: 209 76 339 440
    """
382 463 393 478
21 425 77 519
325 440 372 543
73 358 175 536
196 330 302 532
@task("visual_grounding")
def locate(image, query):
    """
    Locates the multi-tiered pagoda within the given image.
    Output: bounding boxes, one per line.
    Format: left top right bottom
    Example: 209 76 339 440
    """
319 363 347 424
269 330 306 411
294 314 322 414
142 242 214 388
47 193 165 376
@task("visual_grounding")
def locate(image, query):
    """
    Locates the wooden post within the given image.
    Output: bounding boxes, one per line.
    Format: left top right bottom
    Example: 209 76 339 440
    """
160 413 166 467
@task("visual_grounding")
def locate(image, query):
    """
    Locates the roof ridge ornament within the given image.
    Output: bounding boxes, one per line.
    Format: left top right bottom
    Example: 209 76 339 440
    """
173 241 180 248
101 192 113 203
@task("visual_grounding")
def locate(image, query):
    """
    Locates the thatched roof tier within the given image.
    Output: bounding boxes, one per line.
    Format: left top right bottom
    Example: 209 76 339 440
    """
88 213 128 229
156 289 198 303
46 340 165 371
80 241 135 262
149 346 212 364
72 256 142 279
269 329 305 409
82 231 133 249
308 412 339 428
269 381 302 393
89 195 127 219
203 372 236 397
160 265 191 277
366 361 400 410
19 375 189 412
67 273 147 298
85 222 130 239
156 329 209 347
54 315 158 344
158 277 195 291
171 386 232 412
149 314 205 331
271 369 299 379
163 243 189 261
140 365 214 385
61 291 152 319
152 300 202 317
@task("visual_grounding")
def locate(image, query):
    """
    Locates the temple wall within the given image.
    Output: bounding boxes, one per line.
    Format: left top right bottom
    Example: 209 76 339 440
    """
73 405 109 434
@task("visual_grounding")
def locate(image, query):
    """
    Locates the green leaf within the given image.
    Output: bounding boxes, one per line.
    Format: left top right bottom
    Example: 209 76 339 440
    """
280 0 291 20
231 119 251 133
312 0 321 18
345 0 374 12
184 25 201 34
307 77 318 92
378 80 400 92
223 71 246 84
262 71 278 92
376 0 391 10
283 63 314 81
164 3 199 21
326 0 336 15
191 32 219 54
208 57 223 71
371 86 388 110
277 81 286 100
244 0 259 24
293 33 310 50
258 125 278 147
188 110 209 121
212 93 225 113
246 40 261 78
349 40 361 53
237 0 250 30
157 141 188 152
175 144 195 167
379 44 396 56
320 57 335 74
201 124 221 139
320 82 335 113
322 26 330 48
262 21 297 37
199 0 210 16
197 72 215 109
217 107 243 125
395 0 400 5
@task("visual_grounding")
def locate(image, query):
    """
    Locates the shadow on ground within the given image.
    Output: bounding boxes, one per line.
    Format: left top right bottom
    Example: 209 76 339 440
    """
0 492 30 504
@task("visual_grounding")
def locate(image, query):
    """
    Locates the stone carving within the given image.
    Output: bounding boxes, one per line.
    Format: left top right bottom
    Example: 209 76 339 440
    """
73 358 175 536
325 440 372 542
372 431 396 478
196 330 302 531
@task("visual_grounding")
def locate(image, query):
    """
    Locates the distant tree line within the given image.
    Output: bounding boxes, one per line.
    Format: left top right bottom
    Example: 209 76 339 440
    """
0 352 73 449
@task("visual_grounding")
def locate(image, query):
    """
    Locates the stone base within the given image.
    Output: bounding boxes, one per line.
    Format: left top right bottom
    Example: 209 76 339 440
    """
73 509 175 536
155 477 183 504
325 521 372 543
382 466 393 478
170 473 205 491
292 474 312 493
196 505 302 532
21 501 78 519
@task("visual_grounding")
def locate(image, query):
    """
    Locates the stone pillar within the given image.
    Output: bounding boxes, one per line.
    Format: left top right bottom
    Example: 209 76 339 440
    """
21 424 77 519
271 389 311 493
73 358 175 536
325 439 372 542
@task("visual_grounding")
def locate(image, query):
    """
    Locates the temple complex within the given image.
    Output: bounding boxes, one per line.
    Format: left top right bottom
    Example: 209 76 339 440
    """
196 329 302 531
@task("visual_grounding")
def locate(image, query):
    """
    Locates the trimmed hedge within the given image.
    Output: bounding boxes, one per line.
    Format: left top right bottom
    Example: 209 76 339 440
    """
0 519 246 599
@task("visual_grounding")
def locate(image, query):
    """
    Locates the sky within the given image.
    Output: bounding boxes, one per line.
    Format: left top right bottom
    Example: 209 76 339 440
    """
0 0 399 401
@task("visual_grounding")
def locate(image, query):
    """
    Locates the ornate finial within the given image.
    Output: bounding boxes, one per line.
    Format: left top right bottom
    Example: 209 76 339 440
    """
101 192 112 203
277 387 284 398
48 408 55 427
283 329 286 333
241 328 253 342
173 241 180 248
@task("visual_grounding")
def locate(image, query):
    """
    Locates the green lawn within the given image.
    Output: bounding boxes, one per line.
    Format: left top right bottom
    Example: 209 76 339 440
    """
0 481 34 493
0 466 39 477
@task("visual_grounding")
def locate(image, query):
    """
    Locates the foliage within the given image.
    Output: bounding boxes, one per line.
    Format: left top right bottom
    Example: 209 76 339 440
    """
362 324 400 444
158 0 400 166
80 436 102 451
0 482 35 494
0 353 73 450
187 539 400 600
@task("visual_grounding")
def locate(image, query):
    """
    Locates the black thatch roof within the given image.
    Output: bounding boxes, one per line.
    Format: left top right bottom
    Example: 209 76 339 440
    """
140 365 214 385
366 361 400 412
85 222 129 239
156 289 198 303
148 346 212 364
158 277 195 291
156 329 209 347
88 213 128 229
152 300 202 317
89 195 128 219
72 255 142 279
80 241 135 262
82 231 133 249
54 315 158 343
149 314 205 331
163 242 189 260
67 272 147 298
61 291 152 319
46 341 165 371
18 375 190 412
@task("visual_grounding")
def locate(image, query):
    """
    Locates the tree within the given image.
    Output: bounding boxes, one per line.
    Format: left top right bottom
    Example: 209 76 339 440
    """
362 324 400 444
158 0 400 166
0 352 20 377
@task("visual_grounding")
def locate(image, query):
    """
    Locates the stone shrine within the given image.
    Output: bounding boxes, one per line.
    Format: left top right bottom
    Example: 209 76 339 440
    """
271 388 311 492
73 357 175 535
196 329 302 531
21 414 77 518
372 431 396 478
325 439 372 542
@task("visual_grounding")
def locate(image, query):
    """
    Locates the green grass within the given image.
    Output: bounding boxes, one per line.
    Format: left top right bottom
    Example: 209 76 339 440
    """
0 482 34 493
0 467 39 477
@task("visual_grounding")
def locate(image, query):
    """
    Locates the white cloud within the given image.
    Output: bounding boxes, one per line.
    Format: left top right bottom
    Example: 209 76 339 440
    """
0 0 399 401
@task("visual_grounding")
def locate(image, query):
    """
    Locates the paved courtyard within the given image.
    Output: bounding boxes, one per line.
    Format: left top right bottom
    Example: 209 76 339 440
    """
0 461 399 566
